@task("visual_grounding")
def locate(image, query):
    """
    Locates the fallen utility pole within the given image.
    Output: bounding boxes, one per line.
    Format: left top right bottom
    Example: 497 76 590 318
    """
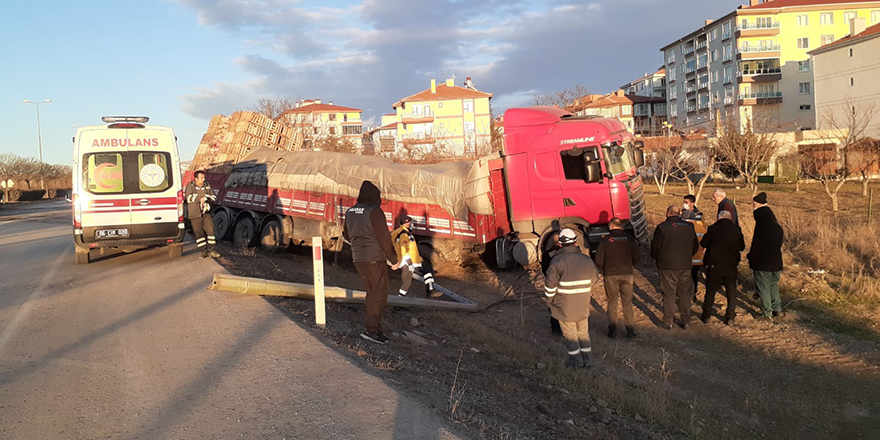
210 273 479 312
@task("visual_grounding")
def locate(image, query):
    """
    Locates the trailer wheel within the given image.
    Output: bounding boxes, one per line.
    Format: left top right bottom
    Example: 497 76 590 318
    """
168 243 183 258
233 217 257 248
75 250 90 265
260 219 288 253
214 210 233 241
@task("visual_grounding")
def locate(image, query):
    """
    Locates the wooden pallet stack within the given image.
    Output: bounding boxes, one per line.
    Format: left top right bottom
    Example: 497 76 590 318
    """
190 111 304 174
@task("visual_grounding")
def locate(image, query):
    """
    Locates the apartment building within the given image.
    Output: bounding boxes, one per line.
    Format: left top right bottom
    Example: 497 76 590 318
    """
367 113 399 156
571 90 668 136
810 19 880 137
276 99 364 150
661 0 880 133
620 69 667 99
391 77 493 156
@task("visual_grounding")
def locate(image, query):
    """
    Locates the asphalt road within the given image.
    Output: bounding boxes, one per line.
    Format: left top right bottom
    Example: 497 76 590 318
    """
0 201 462 440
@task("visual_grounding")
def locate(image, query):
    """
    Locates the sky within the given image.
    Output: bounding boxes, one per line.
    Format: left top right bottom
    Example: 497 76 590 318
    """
0 0 734 165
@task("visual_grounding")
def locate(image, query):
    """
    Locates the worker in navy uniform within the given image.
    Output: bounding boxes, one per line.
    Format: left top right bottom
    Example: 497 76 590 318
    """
543 229 599 369
185 170 220 259
343 181 399 344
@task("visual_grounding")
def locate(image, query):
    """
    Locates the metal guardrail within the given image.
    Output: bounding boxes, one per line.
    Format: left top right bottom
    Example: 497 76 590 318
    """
739 91 783 99
737 22 780 31
738 68 782 76
739 45 781 53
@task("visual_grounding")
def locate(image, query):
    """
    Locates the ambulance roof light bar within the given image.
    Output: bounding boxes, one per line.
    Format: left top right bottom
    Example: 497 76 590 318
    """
102 116 150 124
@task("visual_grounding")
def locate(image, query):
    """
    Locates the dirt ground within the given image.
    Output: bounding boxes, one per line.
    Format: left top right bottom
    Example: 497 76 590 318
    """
211 184 880 440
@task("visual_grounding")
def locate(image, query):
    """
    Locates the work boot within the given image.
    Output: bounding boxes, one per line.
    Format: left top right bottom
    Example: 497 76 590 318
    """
581 352 593 370
360 332 389 344
208 247 220 258
427 283 442 298
199 248 209 259
625 326 637 339
772 310 786 318
398 289 408 297
566 356 584 369
607 324 617 339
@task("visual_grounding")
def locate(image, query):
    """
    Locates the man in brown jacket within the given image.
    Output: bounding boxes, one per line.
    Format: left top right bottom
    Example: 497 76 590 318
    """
343 181 399 344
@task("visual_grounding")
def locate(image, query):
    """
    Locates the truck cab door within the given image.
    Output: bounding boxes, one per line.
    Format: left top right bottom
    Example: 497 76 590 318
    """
525 136 565 220
558 146 613 226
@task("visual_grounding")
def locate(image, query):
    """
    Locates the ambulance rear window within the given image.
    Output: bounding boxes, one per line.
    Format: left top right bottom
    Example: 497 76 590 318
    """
82 151 174 195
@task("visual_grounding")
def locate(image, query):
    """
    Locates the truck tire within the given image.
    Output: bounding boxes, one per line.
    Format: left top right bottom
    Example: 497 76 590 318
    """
168 243 183 258
260 219 288 253
233 217 257 247
214 210 233 241
75 250 90 265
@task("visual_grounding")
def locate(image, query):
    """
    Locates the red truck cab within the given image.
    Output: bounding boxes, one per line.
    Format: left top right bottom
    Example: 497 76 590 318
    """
496 107 647 267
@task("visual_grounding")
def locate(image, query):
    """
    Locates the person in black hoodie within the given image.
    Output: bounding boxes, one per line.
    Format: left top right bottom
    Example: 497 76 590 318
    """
651 205 700 329
595 218 640 339
343 181 400 344
699 210 746 325
747 192 785 319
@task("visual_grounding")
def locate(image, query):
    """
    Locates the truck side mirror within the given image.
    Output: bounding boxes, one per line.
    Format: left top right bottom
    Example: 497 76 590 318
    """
583 160 602 183
634 148 645 168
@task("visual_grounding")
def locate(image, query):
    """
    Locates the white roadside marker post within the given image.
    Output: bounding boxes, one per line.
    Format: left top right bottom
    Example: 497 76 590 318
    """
312 237 326 328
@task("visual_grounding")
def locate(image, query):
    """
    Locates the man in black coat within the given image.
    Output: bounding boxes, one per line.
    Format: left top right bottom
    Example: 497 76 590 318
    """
699 210 746 325
747 192 785 319
595 218 640 339
711 189 739 227
651 205 699 329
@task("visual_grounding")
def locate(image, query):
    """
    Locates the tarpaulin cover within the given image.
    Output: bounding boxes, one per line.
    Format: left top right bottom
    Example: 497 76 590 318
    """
224 147 496 220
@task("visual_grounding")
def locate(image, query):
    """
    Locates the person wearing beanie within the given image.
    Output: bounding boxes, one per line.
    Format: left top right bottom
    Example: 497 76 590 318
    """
543 228 599 369
747 192 785 320
343 180 399 344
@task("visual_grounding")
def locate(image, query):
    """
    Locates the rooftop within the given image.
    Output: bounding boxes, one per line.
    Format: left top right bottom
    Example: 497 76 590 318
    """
744 0 880 10
809 21 880 53
393 83 493 108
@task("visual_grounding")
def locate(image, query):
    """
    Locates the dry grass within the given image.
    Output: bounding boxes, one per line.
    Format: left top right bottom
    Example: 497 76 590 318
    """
644 182 880 340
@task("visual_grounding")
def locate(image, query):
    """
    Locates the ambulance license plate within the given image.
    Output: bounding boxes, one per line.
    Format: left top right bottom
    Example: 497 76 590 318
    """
96 228 129 239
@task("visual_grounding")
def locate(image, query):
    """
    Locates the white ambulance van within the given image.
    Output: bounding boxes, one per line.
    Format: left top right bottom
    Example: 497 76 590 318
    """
71 116 185 264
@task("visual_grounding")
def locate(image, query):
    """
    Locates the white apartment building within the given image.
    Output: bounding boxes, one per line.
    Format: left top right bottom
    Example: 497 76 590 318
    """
620 69 667 99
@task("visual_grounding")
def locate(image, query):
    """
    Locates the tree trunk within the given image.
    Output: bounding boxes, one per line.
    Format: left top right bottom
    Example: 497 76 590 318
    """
831 193 839 212
686 179 695 195
795 177 800 192
654 174 665 194
863 176 870 197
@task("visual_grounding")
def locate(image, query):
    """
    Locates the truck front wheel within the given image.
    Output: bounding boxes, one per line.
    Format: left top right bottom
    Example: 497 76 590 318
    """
214 210 233 241
75 250 90 265
233 217 257 248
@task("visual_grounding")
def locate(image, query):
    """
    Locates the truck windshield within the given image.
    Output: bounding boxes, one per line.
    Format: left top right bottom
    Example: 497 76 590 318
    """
603 144 635 175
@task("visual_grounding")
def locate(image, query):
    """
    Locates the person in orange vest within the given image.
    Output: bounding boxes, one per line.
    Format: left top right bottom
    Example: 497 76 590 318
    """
682 209 707 301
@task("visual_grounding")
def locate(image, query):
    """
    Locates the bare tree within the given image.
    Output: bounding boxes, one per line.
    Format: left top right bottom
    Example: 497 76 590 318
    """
808 100 875 212
249 95 298 119
672 146 715 204
0 153 18 203
712 116 782 196
532 83 591 110
645 136 681 194
849 137 880 197
9 156 40 190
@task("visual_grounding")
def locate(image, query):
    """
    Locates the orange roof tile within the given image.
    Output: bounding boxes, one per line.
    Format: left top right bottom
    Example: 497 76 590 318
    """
810 21 880 52
393 83 493 107
278 103 362 116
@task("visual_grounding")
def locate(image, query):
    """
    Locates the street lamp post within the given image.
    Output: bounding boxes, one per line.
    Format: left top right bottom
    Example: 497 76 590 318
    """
22 99 52 190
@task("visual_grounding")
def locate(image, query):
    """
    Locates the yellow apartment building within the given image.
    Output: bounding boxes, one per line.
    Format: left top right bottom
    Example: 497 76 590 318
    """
276 99 364 150
661 0 880 132
392 77 493 156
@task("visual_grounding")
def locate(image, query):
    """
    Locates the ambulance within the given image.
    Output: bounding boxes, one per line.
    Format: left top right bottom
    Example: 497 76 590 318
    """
71 116 185 264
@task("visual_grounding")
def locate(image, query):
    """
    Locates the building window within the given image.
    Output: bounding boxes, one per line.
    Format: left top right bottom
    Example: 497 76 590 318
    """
329 126 337 135
712 91 720 103
711 49 717 62
821 35 834 46
844 11 857 22
797 38 809 49
797 15 808 26
849 48 854 57
797 60 811 71
723 44 732 61
724 65 732 83
799 104 812 111
438 122 444 129
622 105 632 116
412 104 422 115
463 100 474 113
820 12 833 25
873 10 880 23
464 122 475 133
850 77 855 86
712 70 718 83
799 82 812 94
328 113 337 121
438 102 444 108
424 105 432 116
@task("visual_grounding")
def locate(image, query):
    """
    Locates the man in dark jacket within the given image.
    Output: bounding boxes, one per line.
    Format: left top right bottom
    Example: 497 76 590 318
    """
747 192 785 319
185 171 220 259
544 229 599 369
699 210 746 325
651 205 700 329
343 181 399 344
711 189 739 227
595 218 639 339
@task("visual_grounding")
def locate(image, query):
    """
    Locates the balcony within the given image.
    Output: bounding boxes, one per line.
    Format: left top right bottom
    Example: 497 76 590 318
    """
737 67 782 82
698 80 709 90
696 40 708 51
736 22 781 37
698 102 710 110
667 56 676 64
687 104 697 113
686 84 697 93
401 133 436 145
737 45 781 60
684 65 696 74
697 60 708 70
683 46 695 56
724 96 734 106
400 112 435 124
722 31 731 41
738 91 783 105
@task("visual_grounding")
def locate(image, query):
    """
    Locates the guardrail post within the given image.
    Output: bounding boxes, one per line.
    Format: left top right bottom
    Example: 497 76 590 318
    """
312 236 326 328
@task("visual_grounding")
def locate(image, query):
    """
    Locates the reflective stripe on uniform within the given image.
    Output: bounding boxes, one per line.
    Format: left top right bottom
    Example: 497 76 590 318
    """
558 287 592 294
545 286 558 293
580 347 592 353
559 279 592 286
568 349 581 355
